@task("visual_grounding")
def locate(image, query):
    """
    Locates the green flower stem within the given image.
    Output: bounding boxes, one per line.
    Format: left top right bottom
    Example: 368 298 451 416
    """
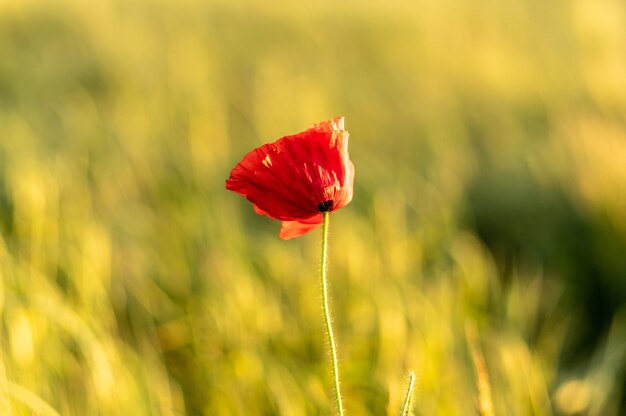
320 211 344 415
400 371 416 416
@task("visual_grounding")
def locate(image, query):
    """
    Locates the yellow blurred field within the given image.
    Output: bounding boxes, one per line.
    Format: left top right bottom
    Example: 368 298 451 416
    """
1 0 626 414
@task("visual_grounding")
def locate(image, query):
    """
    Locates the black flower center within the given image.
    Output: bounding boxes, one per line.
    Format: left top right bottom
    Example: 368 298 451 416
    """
318 200 334 212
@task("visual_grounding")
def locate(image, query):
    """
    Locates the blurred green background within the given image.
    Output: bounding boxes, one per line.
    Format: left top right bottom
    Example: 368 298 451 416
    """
1 0 626 414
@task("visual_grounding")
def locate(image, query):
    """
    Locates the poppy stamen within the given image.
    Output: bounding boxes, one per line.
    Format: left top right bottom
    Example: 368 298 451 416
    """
318 200 334 212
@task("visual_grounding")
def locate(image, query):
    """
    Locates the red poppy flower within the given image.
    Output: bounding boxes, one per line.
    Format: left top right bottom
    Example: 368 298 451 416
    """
226 117 354 239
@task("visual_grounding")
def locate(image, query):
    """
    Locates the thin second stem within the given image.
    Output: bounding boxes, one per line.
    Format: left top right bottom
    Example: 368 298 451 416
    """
400 371 416 416
320 211 344 415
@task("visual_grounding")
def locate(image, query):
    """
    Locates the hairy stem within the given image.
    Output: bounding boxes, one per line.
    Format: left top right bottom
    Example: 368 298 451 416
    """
400 371 416 416
320 212 344 415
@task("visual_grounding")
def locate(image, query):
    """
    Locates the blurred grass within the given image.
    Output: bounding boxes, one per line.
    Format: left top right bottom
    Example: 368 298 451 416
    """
1 0 626 414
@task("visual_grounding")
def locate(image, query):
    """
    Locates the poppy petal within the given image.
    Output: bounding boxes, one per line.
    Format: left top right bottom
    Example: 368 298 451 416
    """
227 145 314 220
279 214 324 240
226 117 354 238
309 116 344 133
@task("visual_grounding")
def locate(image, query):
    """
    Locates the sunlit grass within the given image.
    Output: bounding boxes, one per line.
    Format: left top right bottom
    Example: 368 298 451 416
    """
0 0 625 414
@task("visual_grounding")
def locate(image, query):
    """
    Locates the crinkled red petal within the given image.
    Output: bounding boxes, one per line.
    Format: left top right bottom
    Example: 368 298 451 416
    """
226 117 354 238
279 214 324 240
